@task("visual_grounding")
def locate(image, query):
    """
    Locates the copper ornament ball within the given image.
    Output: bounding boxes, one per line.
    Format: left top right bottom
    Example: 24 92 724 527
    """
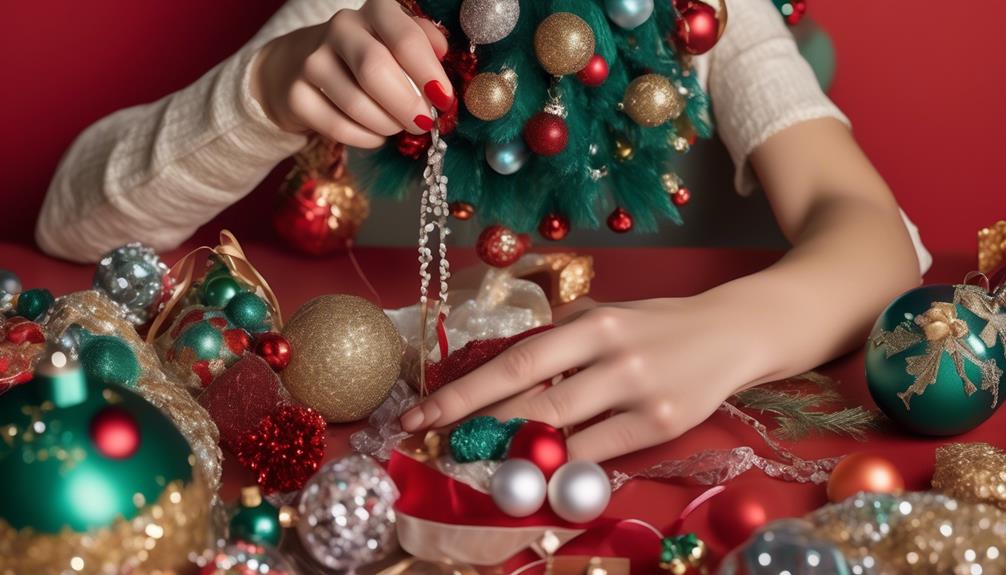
281 295 403 422
622 74 685 127
826 452 905 503
534 12 596 76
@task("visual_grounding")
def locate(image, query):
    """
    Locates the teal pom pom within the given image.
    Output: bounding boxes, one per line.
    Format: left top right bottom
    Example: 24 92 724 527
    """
79 334 141 388
449 416 526 462
16 288 54 321
225 292 270 333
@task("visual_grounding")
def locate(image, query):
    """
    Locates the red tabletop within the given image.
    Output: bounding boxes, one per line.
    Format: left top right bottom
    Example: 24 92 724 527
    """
1 239 993 568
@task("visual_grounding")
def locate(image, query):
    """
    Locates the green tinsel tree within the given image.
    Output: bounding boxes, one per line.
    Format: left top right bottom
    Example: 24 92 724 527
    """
357 0 714 238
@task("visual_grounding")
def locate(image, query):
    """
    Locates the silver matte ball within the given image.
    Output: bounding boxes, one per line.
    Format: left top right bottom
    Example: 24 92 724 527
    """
460 0 520 45
0 269 21 296
491 459 547 517
547 461 611 523
605 0 655 30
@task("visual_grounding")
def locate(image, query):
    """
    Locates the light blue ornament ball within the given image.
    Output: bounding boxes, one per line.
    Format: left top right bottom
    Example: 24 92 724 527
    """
485 139 529 175
605 0 654 30
0 269 21 295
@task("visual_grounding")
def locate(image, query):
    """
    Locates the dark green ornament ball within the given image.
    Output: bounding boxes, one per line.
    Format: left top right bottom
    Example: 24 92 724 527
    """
16 288 55 321
866 284 1006 436
225 292 270 333
449 416 525 463
201 275 244 308
229 497 282 546
79 334 141 388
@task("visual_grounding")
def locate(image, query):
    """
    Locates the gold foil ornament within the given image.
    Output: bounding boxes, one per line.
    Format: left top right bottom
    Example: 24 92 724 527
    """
932 442 1006 510
281 295 404 422
464 69 517 121
621 74 685 127
534 13 596 76
979 220 1006 273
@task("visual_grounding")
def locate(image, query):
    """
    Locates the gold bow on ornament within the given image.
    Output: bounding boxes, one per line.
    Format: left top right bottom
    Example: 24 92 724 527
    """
146 230 283 343
872 286 1003 410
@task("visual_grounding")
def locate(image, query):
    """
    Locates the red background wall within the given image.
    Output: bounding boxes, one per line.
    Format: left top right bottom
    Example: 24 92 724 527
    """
1 1 1003 254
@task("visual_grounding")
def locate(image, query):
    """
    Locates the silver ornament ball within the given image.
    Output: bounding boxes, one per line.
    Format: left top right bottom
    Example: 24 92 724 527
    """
92 242 169 325
485 138 530 175
718 519 850 575
547 461 611 523
491 459 548 517
296 454 400 570
460 0 520 45
0 269 21 296
605 0 655 30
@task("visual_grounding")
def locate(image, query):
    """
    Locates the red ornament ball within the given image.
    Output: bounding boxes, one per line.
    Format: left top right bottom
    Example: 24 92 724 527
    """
607 207 634 233
238 404 327 494
576 54 609 87
256 332 292 372
90 406 141 459
538 213 570 241
524 112 569 156
672 187 691 206
708 486 771 549
477 224 527 268
507 421 568 479
450 201 476 221
675 2 722 55
827 452 905 503
396 132 432 159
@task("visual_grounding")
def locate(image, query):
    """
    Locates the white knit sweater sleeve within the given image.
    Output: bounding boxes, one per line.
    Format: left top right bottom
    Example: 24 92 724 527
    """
36 0 362 262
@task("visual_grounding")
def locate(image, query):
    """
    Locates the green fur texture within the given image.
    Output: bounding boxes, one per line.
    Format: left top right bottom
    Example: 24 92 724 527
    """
356 0 712 234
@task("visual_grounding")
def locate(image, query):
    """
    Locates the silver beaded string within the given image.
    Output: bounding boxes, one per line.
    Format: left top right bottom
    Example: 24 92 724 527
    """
418 111 451 309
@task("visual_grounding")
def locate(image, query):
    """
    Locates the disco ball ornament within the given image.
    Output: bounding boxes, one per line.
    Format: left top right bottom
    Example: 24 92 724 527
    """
717 519 850 575
296 454 400 570
93 242 170 325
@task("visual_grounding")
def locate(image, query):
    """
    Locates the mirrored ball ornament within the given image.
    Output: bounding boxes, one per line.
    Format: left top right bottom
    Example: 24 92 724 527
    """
485 138 530 175
460 0 520 45
92 242 169 326
717 519 851 575
605 0 654 30
547 461 611 523
491 459 547 517
0 268 21 296
296 455 400 570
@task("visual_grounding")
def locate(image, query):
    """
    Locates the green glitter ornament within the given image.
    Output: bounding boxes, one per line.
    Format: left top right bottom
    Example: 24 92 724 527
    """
229 486 283 546
16 288 54 321
175 320 224 360
449 416 525 463
225 292 270 333
201 275 245 308
79 333 141 388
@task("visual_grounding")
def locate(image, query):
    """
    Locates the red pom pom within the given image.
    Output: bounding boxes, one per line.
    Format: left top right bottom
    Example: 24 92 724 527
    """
538 214 570 241
200 355 283 453
675 2 722 55
607 208 634 233
90 406 141 459
476 224 527 268
507 421 568 479
672 187 691 206
576 55 609 87
238 405 327 494
524 112 569 156
255 333 292 371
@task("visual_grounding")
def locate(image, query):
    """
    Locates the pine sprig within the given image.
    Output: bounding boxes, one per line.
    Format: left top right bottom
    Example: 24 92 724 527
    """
731 373 880 441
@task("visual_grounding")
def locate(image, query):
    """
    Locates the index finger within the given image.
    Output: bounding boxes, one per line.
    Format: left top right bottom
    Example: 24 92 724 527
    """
364 0 455 111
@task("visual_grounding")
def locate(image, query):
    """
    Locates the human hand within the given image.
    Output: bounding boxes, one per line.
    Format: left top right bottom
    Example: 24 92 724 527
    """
400 296 772 462
252 0 455 148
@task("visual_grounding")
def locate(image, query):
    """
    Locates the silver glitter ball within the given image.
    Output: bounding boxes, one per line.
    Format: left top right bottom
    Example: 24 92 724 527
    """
0 269 21 296
296 454 399 570
491 459 547 517
460 0 520 45
92 242 169 326
547 461 611 523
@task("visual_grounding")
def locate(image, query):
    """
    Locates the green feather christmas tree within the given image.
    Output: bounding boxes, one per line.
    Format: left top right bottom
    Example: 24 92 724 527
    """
357 0 723 244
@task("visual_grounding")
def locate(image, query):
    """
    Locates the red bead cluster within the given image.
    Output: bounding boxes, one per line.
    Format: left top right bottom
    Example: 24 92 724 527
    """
255 333 292 372
238 405 327 494
781 0 808 25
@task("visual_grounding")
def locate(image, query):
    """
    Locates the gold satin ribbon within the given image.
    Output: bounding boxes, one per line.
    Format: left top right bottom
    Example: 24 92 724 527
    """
146 230 283 343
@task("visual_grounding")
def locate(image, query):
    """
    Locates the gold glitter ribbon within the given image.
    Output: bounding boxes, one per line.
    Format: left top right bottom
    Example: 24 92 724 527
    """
932 442 1006 510
979 220 1006 273
147 230 283 344
871 286 1003 410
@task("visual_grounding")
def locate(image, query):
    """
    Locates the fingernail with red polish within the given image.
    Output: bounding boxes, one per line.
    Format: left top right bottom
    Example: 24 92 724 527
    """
414 114 434 132
424 80 454 112
401 407 425 431
435 44 448 61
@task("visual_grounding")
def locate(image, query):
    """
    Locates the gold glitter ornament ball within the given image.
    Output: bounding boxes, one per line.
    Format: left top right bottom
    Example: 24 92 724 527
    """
464 69 517 121
281 295 403 422
622 74 685 127
534 12 596 76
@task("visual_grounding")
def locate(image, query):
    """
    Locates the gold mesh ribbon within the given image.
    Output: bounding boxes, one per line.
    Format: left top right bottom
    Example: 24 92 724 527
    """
147 230 283 344
979 220 1006 273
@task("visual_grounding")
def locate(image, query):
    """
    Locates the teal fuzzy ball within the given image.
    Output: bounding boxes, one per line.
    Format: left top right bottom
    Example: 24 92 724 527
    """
449 416 525 462
866 284 1006 436
79 335 142 388
16 288 55 321
225 292 270 333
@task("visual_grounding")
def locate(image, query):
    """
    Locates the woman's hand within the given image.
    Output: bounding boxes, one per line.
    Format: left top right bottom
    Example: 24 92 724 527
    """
252 0 455 148
400 296 773 462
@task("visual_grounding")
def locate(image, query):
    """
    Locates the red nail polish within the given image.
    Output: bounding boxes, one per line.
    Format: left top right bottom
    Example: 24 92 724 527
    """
424 80 454 112
414 114 434 131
